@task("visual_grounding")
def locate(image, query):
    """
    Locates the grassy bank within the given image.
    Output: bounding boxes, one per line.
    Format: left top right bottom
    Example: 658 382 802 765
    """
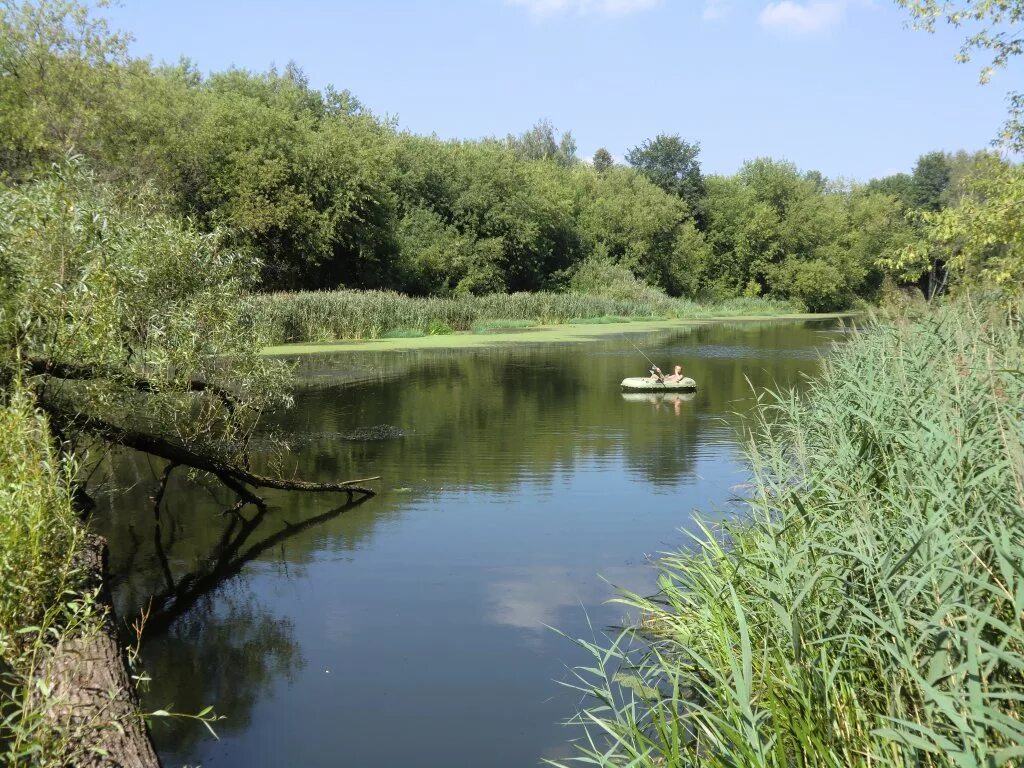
0 388 93 765
557 300 1024 767
247 289 800 345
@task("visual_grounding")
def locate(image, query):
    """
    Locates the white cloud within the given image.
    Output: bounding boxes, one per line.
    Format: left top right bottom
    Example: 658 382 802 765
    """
759 0 846 33
702 0 730 21
508 0 660 18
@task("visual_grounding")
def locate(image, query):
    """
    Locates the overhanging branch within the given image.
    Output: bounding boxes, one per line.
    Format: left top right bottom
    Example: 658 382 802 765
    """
44 403 378 497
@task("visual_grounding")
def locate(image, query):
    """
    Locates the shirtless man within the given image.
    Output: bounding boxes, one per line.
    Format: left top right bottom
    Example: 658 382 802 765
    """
648 364 684 383
663 365 685 383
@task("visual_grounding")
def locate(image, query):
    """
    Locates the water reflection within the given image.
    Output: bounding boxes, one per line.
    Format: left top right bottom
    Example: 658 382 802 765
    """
144 585 302 752
88 319 845 768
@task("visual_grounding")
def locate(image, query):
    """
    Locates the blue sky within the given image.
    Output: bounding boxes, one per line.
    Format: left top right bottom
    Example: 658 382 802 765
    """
103 0 1020 181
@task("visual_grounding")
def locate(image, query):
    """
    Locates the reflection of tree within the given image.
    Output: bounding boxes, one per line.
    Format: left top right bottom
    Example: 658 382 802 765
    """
142 584 302 755
141 479 370 636
115 478 371 757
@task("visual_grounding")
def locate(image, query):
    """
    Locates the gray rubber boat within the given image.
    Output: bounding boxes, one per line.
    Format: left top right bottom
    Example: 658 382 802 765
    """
620 376 697 392
621 391 696 403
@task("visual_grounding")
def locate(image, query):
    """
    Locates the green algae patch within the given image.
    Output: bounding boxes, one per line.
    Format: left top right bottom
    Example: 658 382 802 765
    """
263 313 852 356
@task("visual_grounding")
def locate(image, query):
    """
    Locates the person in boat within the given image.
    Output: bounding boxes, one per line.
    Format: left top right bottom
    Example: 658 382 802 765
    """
647 364 685 383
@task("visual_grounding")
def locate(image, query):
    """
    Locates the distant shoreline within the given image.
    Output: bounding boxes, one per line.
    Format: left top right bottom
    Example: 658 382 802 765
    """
263 312 856 355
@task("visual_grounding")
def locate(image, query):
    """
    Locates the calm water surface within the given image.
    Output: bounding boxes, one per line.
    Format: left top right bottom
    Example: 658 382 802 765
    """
93 319 846 768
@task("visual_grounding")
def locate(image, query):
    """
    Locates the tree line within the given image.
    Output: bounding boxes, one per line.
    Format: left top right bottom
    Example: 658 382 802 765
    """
3 2 1014 313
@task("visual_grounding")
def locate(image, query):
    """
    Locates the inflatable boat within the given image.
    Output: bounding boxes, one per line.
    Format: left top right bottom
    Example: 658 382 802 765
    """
621 391 696 403
620 376 697 392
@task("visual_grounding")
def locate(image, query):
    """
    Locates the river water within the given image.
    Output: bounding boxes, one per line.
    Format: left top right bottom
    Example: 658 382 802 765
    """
92 318 845 768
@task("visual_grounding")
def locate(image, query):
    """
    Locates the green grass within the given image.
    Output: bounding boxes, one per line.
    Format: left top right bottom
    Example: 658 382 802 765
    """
554 299 1024 767
245 289 802 345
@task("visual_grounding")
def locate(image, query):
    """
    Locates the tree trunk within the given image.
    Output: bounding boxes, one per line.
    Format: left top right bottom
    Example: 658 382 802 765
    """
36 534 161 768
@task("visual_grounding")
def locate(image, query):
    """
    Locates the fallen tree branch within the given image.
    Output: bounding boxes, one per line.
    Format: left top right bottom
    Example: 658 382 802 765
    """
43 404 379 497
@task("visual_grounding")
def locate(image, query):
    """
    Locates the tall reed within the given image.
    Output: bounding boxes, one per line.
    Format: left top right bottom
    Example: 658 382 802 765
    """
555 300 1024 767
246 290 801 345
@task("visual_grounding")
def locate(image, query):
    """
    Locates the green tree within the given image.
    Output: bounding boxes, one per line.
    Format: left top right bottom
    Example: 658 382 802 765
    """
0 160 370 499
866 172 916 208
897 0 1024 150
592 147 613 172
576 164 689 293
910 151 952 211
881 156 1024 290
506 118 578 167
0 0 129 178
625 133 705 216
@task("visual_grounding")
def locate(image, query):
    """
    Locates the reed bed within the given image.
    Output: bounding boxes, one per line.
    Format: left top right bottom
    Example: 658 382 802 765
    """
246 290 799 345
555 300 1024 767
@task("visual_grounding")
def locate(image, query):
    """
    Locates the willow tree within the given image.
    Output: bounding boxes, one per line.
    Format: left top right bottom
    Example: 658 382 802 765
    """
1 160 374 506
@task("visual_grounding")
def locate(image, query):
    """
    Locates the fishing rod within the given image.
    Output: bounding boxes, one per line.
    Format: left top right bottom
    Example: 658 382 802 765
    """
620 333 659 371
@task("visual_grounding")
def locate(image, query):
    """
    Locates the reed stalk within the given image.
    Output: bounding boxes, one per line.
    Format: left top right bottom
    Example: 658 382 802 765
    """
554 299 1024 768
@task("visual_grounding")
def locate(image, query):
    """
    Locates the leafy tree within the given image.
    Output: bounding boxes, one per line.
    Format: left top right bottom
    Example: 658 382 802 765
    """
882 156 1024 290
897 0 1024 150
576 165 689 293
0 0 128 178
910 151 952 211
592 147 613 172
506 119 577 167
895 1 1024 298
0 159 372 497
865 172 916 208
625 134 705 216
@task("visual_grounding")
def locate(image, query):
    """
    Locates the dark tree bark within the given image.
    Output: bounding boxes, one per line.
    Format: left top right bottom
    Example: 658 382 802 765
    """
37 534 162 768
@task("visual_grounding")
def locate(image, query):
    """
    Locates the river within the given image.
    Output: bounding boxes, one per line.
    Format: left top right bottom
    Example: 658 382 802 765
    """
91 318 846 767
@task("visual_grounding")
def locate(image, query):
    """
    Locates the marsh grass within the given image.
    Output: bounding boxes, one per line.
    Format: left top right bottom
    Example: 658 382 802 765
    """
247 290 801 344
554 300 1024 767
471 318 537 333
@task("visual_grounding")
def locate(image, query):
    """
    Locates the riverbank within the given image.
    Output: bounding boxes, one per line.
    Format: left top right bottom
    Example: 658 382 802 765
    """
0 389 158 767
263 311 852 355
556 299 1024 766
248 289 811 349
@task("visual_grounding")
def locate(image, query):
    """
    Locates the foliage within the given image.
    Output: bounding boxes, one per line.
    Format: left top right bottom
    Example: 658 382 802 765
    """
910 151 953 211
896 0 1024 83
0 158 290 458
0 0 129 178
0 388 83 664
569 254 674 304
625 134 705 216
555 300 1024 767
1 0 957 310
885 157 1024 290
593 147 614 172
506 118 578 167
0 385 97 766
894 1 1024 299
